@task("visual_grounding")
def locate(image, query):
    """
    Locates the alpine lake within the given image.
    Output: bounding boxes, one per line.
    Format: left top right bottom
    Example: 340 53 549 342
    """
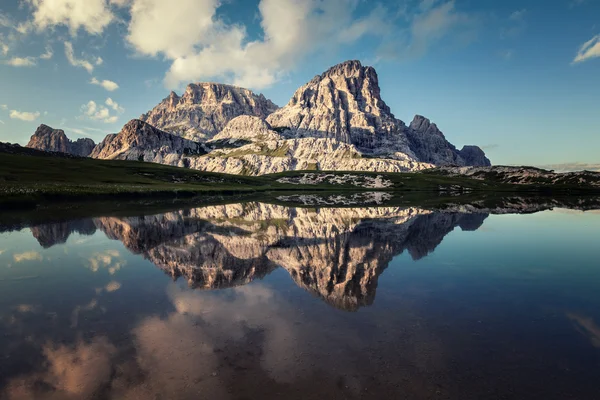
1 194 600 400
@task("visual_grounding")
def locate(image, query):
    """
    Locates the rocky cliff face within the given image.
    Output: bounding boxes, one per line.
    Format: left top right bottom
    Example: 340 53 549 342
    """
91 117 431 174
407 116 490 167
90 119 204 162
140 84 279 142
26 124 96 157
266 60 416 159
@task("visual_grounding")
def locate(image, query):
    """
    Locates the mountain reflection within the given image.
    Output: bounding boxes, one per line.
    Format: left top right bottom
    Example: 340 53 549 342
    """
27 203 488 311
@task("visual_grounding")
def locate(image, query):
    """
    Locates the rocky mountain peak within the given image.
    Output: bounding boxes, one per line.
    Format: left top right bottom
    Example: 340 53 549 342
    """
459 145 491 167
407 115 491 166
266 60 412 156
409 115 445 139
140 83 278 142
26 124 95 157
320 60 368 79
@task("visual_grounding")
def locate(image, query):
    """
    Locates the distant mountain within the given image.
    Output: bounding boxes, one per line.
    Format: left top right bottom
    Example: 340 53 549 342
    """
26 124 95 157
407 115 491 167
140 83 279 142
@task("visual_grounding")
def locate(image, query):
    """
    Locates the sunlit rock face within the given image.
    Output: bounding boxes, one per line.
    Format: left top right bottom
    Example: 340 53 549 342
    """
140 83 279 142
26 124 95 157
267 60 416 158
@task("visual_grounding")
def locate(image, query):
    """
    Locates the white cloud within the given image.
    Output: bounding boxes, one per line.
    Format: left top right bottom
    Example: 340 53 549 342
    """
0 120 4 124
13 251 42 262
570 0 587 8
39 45 53 60
401 0 475 59
0 104 7 110
9 110 41 121
509 9 527 21
80 100 121 124
105 98 124 113
15 0 474 90
501 8 527 38
499 49 514 60
105 281 122 292
23 0 115 35
5 56 37 67
0 39 8 56
90 77 119 91
124 0 395 89
573 34 600 64
0 12 12 28
65 42 100 73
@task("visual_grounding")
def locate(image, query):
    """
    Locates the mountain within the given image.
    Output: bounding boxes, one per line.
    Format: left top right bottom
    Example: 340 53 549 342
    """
26 124 95 157
90 119 205 162
91 117 432 174
266 60 416 158
407 115 491 167
74 60 490 174
140 83 279 142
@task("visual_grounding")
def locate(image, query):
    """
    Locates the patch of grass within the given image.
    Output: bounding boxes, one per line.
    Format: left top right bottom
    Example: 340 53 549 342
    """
206 139 252 150
2 146 599 212
218 143 290 158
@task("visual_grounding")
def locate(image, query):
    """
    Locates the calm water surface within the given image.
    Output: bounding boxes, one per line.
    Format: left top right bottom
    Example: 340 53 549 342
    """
1 203 600 399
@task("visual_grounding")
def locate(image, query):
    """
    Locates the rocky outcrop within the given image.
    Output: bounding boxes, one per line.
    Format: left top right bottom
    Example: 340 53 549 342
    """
459 145 491 167
140 84 279 142
26 124 95 157
407 115 490 167
266 60 416 159
210 115 283 143
182 138 432 175
90 119 205 162
90 118 431 174
438 165 600 187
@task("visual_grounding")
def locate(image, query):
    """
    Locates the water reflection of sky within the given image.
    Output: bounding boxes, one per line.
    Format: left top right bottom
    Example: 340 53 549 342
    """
0 206 599 399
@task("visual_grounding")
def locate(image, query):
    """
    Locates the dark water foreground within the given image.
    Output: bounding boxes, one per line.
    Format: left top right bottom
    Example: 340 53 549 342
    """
1 202 600 400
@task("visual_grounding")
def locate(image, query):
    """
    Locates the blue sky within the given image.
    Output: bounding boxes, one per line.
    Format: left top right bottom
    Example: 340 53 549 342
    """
0 0 598 167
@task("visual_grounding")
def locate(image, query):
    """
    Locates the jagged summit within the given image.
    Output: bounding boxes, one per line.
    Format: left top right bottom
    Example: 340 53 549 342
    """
266 60 411 156
315 60 369 79
407 114 491 166
26 124 95 157
140 82 279 142
409 115 445 138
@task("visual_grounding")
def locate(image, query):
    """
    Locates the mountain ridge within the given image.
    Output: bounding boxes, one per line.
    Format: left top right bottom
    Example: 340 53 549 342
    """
25 60 492 174
26 124 96 157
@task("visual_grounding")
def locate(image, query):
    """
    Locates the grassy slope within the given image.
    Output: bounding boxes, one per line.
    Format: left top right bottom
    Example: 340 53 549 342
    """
1 149 599 209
